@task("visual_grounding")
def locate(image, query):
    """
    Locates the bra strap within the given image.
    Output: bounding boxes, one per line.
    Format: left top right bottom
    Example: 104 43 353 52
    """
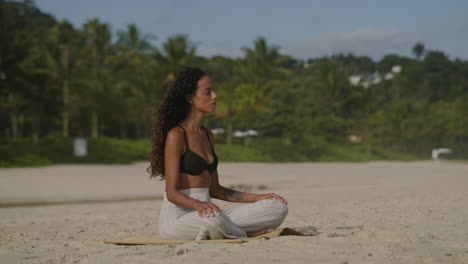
203 127 215 153
176 124 189 148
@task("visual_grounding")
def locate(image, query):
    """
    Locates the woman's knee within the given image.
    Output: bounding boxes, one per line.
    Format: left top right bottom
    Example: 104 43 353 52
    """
259 198 288 217
275 199 288 215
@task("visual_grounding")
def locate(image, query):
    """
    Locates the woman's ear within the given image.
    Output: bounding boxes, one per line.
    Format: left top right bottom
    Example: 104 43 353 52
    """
185 94 194 105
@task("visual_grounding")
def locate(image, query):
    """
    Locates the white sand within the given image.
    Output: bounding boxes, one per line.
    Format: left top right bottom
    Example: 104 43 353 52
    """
1 161 467 263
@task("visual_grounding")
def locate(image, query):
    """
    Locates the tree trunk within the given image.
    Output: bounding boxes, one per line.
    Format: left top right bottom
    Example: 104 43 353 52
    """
9 112 18 138
91 111 98 138
18 112 24 137
120 122 126 138
32 127 39 144
135 122 140 138
62 79 69 137
226 120 233 145
91 42 99 139
62 44 70 137
244 136 250 149
8 94 18 138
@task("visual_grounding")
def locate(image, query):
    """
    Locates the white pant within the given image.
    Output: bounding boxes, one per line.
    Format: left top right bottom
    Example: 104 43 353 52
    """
158 188 288 240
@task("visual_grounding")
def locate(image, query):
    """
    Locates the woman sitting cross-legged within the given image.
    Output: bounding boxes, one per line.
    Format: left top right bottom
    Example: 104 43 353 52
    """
148 67 288 240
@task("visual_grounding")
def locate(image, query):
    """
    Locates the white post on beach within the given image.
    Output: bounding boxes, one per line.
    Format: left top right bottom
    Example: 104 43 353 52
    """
431 148 453 161
74 138 87 157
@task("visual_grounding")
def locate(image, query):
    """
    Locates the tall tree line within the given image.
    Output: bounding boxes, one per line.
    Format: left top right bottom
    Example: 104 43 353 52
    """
1 1 467 158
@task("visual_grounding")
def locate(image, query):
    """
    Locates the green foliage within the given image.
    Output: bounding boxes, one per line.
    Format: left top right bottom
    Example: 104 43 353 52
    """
0 137 419 167
0 137 151 167
251 138 311 161
216 144 273 162
317 143 417 162
1 1 468 166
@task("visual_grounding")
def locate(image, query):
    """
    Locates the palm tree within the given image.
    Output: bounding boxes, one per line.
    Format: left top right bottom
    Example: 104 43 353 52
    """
56 20 74 137
216 37 287 145
39 19 76 137
156 34 197 82
114 24 165 137
214 81 237 145
412 42 425 60
117 24 156 54
82 18 112 138
239 36 289 85
0 0 55 139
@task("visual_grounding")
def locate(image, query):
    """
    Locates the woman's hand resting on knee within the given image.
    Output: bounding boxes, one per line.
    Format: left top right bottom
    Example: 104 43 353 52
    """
193 200 221 218
255 193 288 204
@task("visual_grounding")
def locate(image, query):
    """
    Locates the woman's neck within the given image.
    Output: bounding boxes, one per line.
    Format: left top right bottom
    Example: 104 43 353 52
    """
180 109 204 132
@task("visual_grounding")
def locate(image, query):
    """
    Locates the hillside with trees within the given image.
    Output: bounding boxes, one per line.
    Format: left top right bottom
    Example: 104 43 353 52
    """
1 1 467 166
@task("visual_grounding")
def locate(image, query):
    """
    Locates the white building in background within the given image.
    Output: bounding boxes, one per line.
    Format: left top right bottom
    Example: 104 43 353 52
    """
371 72 382 85
349 65 402 88
384 73 395 80
349 75 361 86
392 65 402 73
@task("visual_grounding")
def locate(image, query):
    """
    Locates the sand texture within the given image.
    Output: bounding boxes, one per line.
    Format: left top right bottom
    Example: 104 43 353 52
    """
1 161 467 263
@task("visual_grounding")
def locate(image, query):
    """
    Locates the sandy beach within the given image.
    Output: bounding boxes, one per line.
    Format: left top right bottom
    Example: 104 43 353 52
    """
1 161 467 263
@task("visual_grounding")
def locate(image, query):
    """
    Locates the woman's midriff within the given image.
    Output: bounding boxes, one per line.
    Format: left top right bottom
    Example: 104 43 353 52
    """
177 171 212 190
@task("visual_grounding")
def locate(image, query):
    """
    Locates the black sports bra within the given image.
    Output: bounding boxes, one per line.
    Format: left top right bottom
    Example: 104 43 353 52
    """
176 124 218 175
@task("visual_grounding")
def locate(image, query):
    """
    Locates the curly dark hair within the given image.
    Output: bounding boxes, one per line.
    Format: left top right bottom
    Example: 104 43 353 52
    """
147 67 207 180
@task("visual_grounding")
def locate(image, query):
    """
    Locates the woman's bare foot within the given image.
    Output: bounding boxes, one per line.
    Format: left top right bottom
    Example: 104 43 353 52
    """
246 228 269 237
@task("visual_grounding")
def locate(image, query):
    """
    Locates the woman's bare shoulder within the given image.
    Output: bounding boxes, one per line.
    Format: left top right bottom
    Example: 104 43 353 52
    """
166 126 184 142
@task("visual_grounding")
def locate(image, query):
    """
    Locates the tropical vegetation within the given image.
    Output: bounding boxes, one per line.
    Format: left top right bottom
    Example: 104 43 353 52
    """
1 1 467 167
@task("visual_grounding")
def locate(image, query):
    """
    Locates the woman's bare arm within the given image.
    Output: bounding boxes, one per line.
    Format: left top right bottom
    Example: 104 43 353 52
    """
206 129 259 203
209 169 259 203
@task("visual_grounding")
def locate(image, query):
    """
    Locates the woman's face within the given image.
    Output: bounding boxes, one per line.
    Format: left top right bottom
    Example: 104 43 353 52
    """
188 75 217 113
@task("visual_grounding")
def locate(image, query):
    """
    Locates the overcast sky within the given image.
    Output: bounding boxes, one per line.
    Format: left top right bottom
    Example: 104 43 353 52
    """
34 0 468 60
